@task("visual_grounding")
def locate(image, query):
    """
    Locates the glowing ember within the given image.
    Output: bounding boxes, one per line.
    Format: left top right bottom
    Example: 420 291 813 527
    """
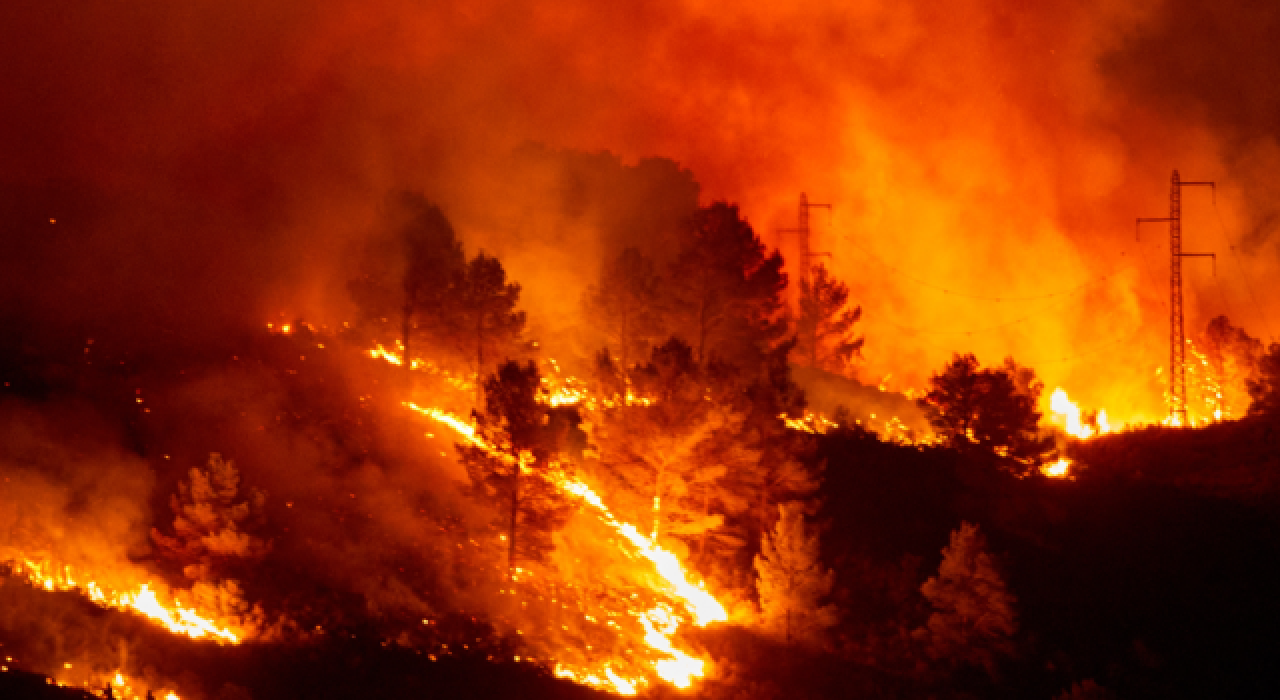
7 557 243 643
370 342 412 367
50 668 183 700
1042 457 1072 478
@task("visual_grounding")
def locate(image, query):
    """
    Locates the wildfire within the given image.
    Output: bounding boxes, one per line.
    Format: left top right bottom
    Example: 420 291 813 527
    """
1049 388 1111 439
43 667 183 700
5 557 243 644
402 401 724 693
1041 457 1072 479
366 343 477 391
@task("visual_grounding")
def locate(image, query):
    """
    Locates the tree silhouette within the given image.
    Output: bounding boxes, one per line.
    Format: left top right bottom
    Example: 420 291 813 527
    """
594 339 753 557
917 522 1017 677
919 354 1052 472
1247 342 1280 418
795 263 863 375
583 247 666 373
669 202 788 369
461 361 575 579
348 193 466 368
1201 315 1263 418
754 501 835 645
739 339 821 562
448 253 527 389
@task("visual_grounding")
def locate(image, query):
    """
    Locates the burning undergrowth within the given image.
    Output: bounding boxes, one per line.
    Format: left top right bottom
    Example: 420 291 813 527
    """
0 318 746 697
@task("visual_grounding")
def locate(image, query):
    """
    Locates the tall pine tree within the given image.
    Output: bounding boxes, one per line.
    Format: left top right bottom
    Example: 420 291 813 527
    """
669 202 788 371
795 262 863 375
446 253 528 390
1201 315 1263 418
919 354 1052 472
917 522 1018 677
348 193 466 369
583 247 666 373
754 501 835 645
461 361 575 579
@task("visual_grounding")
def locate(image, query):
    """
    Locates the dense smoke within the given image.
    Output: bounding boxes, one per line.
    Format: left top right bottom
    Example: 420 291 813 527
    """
3 2 1280 693
2 0 1278 593
0 400 153 580
4 0 1279 421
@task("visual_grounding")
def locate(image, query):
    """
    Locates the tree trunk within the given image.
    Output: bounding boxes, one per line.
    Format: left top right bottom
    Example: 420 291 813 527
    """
402 295 413 379
696 299 708 365
619 301 630 372
474 313 485 406
508 451 520 582
651 457 667 542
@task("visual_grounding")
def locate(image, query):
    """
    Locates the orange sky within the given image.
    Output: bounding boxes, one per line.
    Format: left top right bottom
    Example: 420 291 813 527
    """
2 0 1278 422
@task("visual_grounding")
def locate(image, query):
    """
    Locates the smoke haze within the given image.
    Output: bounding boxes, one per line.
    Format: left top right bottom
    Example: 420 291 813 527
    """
3 0 1279 416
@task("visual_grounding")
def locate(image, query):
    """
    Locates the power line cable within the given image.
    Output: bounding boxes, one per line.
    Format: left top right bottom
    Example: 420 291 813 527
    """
870 294 1076 337
841 232 1116 302
1210 195 1277 342
1014 324 1147 367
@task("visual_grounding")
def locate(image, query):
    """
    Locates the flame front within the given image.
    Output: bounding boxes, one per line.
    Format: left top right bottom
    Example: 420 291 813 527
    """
403 400 724 693
6 557 243 644
42 667 183 700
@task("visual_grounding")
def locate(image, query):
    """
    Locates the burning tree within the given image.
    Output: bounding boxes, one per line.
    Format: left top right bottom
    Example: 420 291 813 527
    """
741 340 822 555
1247 342 1280 418
151 453 268 583
583 247 666 373
919 354 1052 472
794 262 864 376
669 202 789 369
1201 315 1263 418
461 361 576 579
916 522 1017 677
348 192 466 368
446 253 528 387
594 339 754 560
753 502 835 646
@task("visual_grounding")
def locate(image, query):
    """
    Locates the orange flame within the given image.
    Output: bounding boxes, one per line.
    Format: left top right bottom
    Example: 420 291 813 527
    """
402 401 722 692
7 557 243 643
1041 457 1072 479
1049 387 1114 439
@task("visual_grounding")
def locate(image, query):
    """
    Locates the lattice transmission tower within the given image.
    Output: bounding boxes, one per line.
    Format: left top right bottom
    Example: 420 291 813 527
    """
1138 170 1216 426
778 192 832 291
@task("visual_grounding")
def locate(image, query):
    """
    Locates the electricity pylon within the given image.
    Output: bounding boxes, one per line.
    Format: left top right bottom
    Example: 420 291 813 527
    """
778 192 832 291
1138 170 1216 426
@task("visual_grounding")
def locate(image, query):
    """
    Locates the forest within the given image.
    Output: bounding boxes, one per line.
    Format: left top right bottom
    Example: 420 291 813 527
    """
3 172 1280 700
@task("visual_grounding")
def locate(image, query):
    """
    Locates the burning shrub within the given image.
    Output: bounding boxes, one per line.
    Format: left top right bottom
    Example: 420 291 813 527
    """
151 454 269 583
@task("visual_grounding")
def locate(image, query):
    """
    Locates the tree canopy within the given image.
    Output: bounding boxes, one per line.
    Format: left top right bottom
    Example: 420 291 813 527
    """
1247 342 1280 418
348 192 467 365
461 361 577 578
919 354 1052 471
754 501 835 646
668 202 788 370
917 522 1017 677
795 263 863 376
583 247 665 372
